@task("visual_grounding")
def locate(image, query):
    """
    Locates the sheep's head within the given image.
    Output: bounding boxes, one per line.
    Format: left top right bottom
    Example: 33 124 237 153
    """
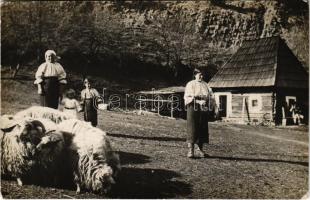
92 165 115 194
1 116 46 144
19 120 46 145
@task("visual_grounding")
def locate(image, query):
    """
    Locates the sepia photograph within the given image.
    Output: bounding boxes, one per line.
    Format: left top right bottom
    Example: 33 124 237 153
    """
0 0 309 199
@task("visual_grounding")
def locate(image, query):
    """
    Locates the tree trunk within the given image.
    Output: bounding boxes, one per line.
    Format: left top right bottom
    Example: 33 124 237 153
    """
12 63 20 79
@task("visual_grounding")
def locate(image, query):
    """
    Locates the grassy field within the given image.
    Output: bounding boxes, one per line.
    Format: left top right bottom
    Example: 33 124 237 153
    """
1 67 308 199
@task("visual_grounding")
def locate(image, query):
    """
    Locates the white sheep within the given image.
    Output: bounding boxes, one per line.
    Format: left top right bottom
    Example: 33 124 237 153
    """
14 106 75 124
57 119 121 194
0 116 65 186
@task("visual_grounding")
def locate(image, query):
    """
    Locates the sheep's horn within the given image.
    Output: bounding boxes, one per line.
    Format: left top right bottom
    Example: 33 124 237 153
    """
0 124 17 133
30 120 46 133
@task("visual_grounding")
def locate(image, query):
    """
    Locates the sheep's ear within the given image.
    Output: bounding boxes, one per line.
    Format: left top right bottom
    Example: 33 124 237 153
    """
0 115 17 132
60 131 74 145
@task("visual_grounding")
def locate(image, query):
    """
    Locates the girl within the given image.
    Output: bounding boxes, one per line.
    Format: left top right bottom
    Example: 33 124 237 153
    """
81 78 101 127
61 89 82 119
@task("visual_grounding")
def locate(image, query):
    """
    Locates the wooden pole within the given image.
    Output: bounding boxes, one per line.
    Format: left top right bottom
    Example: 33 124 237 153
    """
139 98 142 113
12 63 20 79
170 94 174 118
241 96 245 123
245 98 251 123
282 106 286 126
157 96 160 115
102 88 106 104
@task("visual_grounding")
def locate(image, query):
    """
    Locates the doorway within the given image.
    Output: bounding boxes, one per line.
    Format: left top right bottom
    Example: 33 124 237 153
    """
219 95 227 118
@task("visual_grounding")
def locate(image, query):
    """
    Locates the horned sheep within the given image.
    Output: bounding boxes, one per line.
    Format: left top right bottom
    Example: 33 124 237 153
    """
14 106 75 124
1 106 120 194
0 116 65 186
57 119 121 194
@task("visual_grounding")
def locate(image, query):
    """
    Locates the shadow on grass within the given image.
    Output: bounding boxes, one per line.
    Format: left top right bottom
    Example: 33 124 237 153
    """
118 151 151 165
109 167 192 198
207 155 308 167
108 133 186 142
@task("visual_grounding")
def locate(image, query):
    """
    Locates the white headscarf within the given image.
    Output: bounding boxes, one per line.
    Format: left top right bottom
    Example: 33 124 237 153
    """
45 50 57 59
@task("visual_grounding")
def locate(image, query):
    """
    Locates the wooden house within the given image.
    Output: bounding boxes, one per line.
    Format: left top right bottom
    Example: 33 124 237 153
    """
208 36 308 125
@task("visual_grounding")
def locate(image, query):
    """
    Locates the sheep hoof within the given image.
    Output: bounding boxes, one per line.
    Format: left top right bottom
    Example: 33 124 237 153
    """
17 178 23 186
76 185 81 194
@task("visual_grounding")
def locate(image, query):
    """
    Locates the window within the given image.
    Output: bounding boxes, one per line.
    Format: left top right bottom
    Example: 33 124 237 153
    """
252 99 258 107
249 94 262 112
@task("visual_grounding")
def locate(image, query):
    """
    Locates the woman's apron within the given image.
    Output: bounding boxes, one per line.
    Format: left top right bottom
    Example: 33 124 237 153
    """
40 77 59 109
83 93 98 127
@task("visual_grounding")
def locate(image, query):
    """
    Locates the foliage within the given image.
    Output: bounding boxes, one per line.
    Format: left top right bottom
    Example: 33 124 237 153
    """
1 1 308 80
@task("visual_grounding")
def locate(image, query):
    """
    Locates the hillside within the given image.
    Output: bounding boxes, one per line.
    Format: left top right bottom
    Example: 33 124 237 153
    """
1 0 308 83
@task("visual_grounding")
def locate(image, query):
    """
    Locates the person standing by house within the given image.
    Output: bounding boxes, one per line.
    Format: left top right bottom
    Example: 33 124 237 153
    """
34 50 67 109
290 101 304 125
81 78 101 127
184 69 214 158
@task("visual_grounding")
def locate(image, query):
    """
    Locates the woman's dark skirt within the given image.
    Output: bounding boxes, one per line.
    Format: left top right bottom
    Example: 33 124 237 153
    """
186 102 209 145
40 77 59 109
84 98 98 127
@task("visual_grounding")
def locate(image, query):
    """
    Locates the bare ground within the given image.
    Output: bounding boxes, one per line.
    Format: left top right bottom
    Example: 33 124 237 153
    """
0 68 308 199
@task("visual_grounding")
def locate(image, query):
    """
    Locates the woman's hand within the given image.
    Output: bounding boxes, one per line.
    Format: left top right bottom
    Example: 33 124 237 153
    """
37 88 43 94
196 100 206 106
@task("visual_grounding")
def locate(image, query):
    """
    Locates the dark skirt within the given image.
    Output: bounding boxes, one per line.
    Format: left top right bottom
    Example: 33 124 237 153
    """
40 77 59 109
186 102 209 145
84 98 98 127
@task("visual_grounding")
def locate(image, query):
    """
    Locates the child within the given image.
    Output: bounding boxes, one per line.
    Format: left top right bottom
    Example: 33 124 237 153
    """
61 89 82 119
81 78 101 127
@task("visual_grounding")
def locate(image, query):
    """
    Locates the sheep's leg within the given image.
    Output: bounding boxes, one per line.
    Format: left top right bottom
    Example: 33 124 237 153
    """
17 178 23 186
73 172 81 194
76 183 81 194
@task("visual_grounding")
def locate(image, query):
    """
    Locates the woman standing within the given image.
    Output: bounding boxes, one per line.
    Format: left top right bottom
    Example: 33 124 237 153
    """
81 78 100 127
184 69 214 158
34 50 67 109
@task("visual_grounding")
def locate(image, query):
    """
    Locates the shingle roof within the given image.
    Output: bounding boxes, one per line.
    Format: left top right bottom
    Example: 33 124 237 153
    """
208 36 308 89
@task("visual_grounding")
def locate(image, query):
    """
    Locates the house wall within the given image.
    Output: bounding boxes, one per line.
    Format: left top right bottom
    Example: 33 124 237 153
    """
214 92 273 123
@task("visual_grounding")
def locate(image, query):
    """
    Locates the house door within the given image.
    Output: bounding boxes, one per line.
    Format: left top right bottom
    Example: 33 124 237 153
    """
219 95 227 117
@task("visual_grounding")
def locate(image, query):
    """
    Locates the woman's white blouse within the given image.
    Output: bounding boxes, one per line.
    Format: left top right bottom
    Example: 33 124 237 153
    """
81 88 100 100
184 80 213 106
34 62 67 84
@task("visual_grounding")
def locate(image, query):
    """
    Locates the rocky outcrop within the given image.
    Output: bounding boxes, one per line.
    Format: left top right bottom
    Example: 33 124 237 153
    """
94 0 308 69
1 0 308 78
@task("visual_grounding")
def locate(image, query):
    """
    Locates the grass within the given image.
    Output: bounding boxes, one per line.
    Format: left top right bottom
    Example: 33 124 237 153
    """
1 67 309 199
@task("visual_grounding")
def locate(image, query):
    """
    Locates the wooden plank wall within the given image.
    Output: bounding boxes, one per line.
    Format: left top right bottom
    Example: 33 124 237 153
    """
229 93 273 123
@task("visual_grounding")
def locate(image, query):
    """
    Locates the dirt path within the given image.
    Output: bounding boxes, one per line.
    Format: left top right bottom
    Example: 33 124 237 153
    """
222 123 308 146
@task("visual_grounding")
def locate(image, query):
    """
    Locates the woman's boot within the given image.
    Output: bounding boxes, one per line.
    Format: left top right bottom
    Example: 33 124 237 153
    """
196 143 207 158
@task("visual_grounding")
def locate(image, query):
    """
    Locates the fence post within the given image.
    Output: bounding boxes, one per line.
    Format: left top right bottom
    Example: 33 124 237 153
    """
157 96 160 115
170 94 174 118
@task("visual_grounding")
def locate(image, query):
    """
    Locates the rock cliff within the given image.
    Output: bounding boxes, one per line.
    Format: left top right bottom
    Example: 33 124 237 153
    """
94 0 308 70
